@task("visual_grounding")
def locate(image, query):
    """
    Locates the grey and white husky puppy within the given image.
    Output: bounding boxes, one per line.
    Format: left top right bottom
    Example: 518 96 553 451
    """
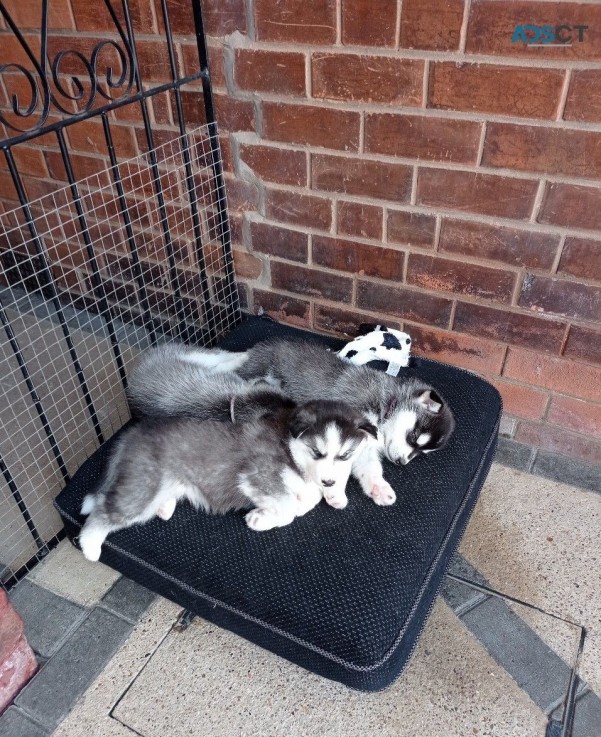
127 343 293 424
233 340 456 507
79 400 376 561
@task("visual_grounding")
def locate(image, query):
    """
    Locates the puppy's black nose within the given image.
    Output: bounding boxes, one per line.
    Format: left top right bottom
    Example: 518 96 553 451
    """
322 479 335 487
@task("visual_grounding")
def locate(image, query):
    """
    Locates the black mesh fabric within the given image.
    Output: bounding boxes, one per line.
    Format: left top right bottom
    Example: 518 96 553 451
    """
54 316 501 690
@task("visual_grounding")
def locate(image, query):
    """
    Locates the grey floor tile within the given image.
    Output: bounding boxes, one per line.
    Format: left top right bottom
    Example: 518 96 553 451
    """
494 437 533 471
14 607 132 730
0 707 50 737
533 451 601 494
572 690 601 737
442 554 490 615
100 576 157 624
9 580 86 659
461 597 574 712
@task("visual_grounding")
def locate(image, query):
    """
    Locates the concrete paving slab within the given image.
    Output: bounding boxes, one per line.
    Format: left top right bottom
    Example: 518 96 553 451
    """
459 464 601 696
99 577 157 625
110 600 546 737
0 707 50 737
52 597 181 737
27 539 120 607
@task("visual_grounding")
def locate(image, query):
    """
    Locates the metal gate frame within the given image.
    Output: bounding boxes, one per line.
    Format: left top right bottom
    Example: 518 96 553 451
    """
0 0 240 588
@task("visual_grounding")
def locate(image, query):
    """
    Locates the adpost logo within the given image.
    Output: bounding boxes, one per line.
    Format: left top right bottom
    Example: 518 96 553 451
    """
512 24 589 47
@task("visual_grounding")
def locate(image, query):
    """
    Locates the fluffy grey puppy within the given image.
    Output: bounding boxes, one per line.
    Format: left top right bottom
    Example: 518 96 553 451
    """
127 343 293 423
235 339 455 507
78 400 375 561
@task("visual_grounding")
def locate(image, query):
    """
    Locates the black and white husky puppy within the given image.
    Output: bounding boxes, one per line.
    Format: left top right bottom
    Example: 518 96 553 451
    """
79 400 376 561
233 339 455 507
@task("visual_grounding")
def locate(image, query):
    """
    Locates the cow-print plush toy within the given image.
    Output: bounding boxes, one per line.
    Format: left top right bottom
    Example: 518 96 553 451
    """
337 324 412 377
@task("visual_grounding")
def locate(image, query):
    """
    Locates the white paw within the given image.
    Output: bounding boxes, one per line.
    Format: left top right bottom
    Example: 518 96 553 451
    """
157 499 176 521
245 509 277 531
368 480 396 506
80 540 102 562
325 493 348 510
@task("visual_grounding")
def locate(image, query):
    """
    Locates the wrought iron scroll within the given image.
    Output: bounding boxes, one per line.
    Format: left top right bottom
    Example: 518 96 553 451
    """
0 0 134 134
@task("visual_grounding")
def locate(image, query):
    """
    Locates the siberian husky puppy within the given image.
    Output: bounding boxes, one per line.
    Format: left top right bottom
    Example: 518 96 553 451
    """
78 400 376 561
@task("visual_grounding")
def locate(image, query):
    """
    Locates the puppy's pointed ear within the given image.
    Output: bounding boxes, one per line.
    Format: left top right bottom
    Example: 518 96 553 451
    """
358 421 378 440
289 406 317 438
417 389 443 414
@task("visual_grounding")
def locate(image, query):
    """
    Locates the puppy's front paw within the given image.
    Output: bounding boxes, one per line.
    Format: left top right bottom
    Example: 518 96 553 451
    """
368 480 396 506
324 492 348 510
245 508 276 531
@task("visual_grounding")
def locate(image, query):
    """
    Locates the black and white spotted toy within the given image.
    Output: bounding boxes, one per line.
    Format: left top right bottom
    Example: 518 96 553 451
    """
337 324 412 377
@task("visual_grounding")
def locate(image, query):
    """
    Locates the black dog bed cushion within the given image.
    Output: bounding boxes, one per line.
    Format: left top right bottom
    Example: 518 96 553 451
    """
54 316 501 691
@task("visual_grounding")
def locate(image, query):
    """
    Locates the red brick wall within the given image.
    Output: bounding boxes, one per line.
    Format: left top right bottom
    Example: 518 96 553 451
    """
1 0 600 470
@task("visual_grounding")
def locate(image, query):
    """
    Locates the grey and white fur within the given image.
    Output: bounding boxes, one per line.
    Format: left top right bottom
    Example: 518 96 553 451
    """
79 400 376 562
233 339 455 507
127 343 294 423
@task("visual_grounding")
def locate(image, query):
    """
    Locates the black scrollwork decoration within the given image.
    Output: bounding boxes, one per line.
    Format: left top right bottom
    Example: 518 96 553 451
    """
0 0 135 134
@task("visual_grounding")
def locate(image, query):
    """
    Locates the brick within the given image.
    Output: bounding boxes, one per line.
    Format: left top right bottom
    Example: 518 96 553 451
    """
466 2 601 61
45 151 111 187
409 324 506 374
236 50 306 96
504 349 601 403
100 577 156 624
564 71 601 122
271 261 353 303
312 154 412 201
254 289 311 327
342 0 397 47
314 303 401 338
539 183 601 231
67 120 138 159
439 219 558 270
255 0 337 43
558 238 601 283
417 169 538 219
263 102 360 151
548 396 601 438
495 437 533 471
387 211 436 248
520 274 601 322
250 220 308 263
0 590 23 663
337 201 383 240
533 451 601 494
265 188 331 231
135 40 175 83
454 302 565 353
15 608 131 729
429 63 563 119
180 44 225 88
312 55 423 106
0 636 37 716
400 0 464 51
10 147 48 178
239 143 307 187
407 253 516 303
202 0 247 36
8 0 74 29
9 580 85 659
364 114 480 164
312 236 403 279
516 422 601 466
489 379 549 420
483 123 601 179
563 325 601 366
233 249 263 279
212 92 255 132
357 281 453 328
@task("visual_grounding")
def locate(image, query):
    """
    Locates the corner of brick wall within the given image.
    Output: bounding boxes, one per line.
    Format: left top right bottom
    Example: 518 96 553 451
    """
0 0 599 472
204 0 601 472
0 590 37 714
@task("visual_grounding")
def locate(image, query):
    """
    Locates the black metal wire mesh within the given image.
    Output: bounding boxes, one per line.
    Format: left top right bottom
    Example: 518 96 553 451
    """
0 123 240 587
